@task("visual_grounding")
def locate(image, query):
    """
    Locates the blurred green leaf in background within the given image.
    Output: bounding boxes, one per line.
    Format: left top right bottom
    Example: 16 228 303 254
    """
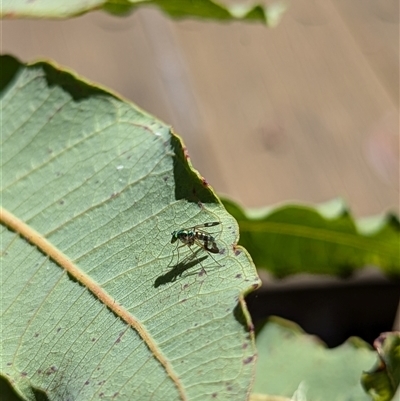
222 197 400 277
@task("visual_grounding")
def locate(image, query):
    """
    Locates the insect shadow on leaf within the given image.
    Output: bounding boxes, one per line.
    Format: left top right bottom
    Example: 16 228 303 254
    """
154 250 208 287
154 222 224 287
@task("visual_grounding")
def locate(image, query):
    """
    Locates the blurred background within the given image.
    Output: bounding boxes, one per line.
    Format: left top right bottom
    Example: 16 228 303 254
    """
2 0 399 346
2 0 398 217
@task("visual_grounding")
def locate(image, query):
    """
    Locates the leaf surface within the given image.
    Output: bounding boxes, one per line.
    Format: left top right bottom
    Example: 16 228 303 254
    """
0 55 260 401
361 332 400 401
253 317 377 401
222 198 400 277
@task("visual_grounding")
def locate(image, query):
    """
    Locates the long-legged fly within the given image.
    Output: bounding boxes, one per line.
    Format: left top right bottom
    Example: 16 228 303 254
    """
170 222 222 271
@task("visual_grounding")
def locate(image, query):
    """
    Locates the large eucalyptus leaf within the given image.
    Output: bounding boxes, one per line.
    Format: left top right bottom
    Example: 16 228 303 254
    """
222 198 400 277
0 55 260 401
252 317 377 401
1 0 286 26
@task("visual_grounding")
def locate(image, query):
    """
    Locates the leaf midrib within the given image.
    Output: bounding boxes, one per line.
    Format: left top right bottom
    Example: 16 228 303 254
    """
0 206 187 400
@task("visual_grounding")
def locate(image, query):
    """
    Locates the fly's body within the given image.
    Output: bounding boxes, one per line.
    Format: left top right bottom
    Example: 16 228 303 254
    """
171 222 221 256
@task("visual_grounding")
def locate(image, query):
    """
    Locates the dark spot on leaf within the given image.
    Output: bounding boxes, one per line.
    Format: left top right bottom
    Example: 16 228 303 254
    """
113 393 119 398
34 333 39 337
7 362 12 366
183 147 190 159
163 176 168 181
242 343 248 349
227 385 232 391
234 249 241 256
46 366 57 376
100 393 104 398
212 393 218 398
21 372 27 377
183 283 189 290
92 338 96 342
59 200 64 205
98 380 105 386
243 356 254 364
85 381 89 385
202 178 208 186
252 283 258 290
235 274 242 279
248 323 255 333
57 327 61 332
180 298 187 303
37 369 42 374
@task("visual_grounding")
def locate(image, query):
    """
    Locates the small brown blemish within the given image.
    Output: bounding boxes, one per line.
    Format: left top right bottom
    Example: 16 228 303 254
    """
115 332 124 344
235 274 242 279
92 338 96 342
234 249 241 256
226 385 233 391
21 372 27 377
243 356 254 365
242 343 248 349
248 323 255 333
57 327 62 332
202 178 208 186
113 393 119 398
34 333 39 337
212 393 218 399
46 366 57 376
85 381 89 385
59 200 64 205
183 147 190 159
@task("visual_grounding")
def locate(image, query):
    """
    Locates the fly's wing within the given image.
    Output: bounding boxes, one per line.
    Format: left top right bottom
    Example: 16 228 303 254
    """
193 222 221 254
194 237 220 254
193 222 220 230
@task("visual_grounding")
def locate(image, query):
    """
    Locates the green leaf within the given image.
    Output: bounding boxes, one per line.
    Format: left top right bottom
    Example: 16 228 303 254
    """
361 332 400 401
253 317 377 401
1 0 286 26
222 197 400 277
0 55 260 401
